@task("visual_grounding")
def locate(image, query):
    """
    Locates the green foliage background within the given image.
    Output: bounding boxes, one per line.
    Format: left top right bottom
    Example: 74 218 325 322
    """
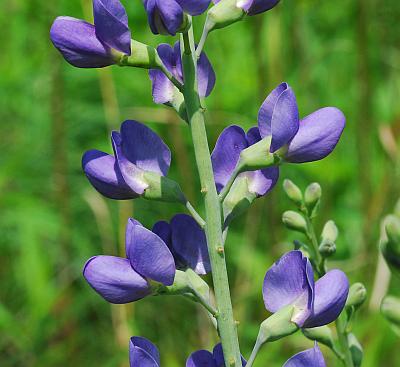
1 0 400 366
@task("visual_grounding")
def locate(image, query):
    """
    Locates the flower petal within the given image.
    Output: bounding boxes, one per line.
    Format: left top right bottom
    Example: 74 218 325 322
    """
263 251 314 326
130 336 160 367
120 120 171 176
211 125 248 193
258 82 299 152
93 0 131 55
127 224 175 286
171 214 210 274
112 131 148 195
186 350 215 367
213 344 247 367
283 343 326 367
152 220 172 248
50 16 114 68
83 256 150 304
125 218 143 258
303 269 349 328
238 0 281 16
177 0 211 15
198 50 216 97
286 107 346 163
82 149 137 199
246 167 279 197
149 0 184 36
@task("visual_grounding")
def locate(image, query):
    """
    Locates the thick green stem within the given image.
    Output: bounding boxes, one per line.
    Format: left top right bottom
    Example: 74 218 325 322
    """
180 27 242 367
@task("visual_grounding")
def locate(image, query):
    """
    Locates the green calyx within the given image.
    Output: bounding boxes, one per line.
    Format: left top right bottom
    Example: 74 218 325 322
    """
346 283 367 309
117 40 160 69
302 326 335 349
223 175 257 226
238 137 280 171
206 0 246 32
142 171 187 204
257 305 299 344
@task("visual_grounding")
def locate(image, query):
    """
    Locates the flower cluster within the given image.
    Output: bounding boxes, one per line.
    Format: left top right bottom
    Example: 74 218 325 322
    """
50 0 356 366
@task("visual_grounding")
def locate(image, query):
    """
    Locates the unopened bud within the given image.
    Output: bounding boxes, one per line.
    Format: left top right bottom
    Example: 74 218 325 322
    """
302 326 334 349
257 305 299 344
319 241 336 258
381 295 400 326
321 220 339 243
283 179 303 207
348 333 363 367
346 283 367 309
282 211 307 234
381 216 400 274
304 182 321 215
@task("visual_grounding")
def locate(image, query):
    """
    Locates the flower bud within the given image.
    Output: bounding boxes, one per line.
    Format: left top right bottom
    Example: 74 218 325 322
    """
257 305 299 344
321 220 339 243
381 215 400 275
302 326 334 349
319 241 336 258
282 211 307 234
143 172 186 204
348 333 363 367
304 182 321 215
283 179 303 207
381 295 400 326
346 283 367 309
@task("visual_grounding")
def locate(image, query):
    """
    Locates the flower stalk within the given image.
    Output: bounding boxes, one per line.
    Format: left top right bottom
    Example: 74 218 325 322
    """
180 24 242 367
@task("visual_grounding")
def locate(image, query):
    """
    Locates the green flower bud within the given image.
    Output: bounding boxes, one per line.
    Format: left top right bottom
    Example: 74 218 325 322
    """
381 215 400 275
205 0 245 33
282 211 308 234
222 175 257 226
118 40 160 69
381 295 400 326
304 182 321 216
257 305 299 344
348 333 363 367
143 172 186 204
346 283 367 309
283 179 303 207
321 220 339 243
302 326 334 349
319 240 336 258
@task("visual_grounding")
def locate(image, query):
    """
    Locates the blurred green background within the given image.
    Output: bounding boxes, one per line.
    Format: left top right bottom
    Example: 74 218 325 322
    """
1 0 400 365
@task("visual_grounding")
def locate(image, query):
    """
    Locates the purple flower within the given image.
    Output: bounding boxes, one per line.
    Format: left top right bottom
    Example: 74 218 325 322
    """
211 125 279 197
263 251 349 328
283 343 326 367
212 0 280 16
50 0 131 68
258 82 346 163
83 215 210 303
153 214 211 275
149 42 216 104
130 336 160 367
186 343 246 367
82 120 171 200
143 0 211 35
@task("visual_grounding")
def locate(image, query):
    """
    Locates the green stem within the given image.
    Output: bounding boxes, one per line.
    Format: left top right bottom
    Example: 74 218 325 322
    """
158 61 184 92
180 26 242 367
219 164 243 202
245 340 263 367
305 216 325 276
336 315 354 367
185 200 206 228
